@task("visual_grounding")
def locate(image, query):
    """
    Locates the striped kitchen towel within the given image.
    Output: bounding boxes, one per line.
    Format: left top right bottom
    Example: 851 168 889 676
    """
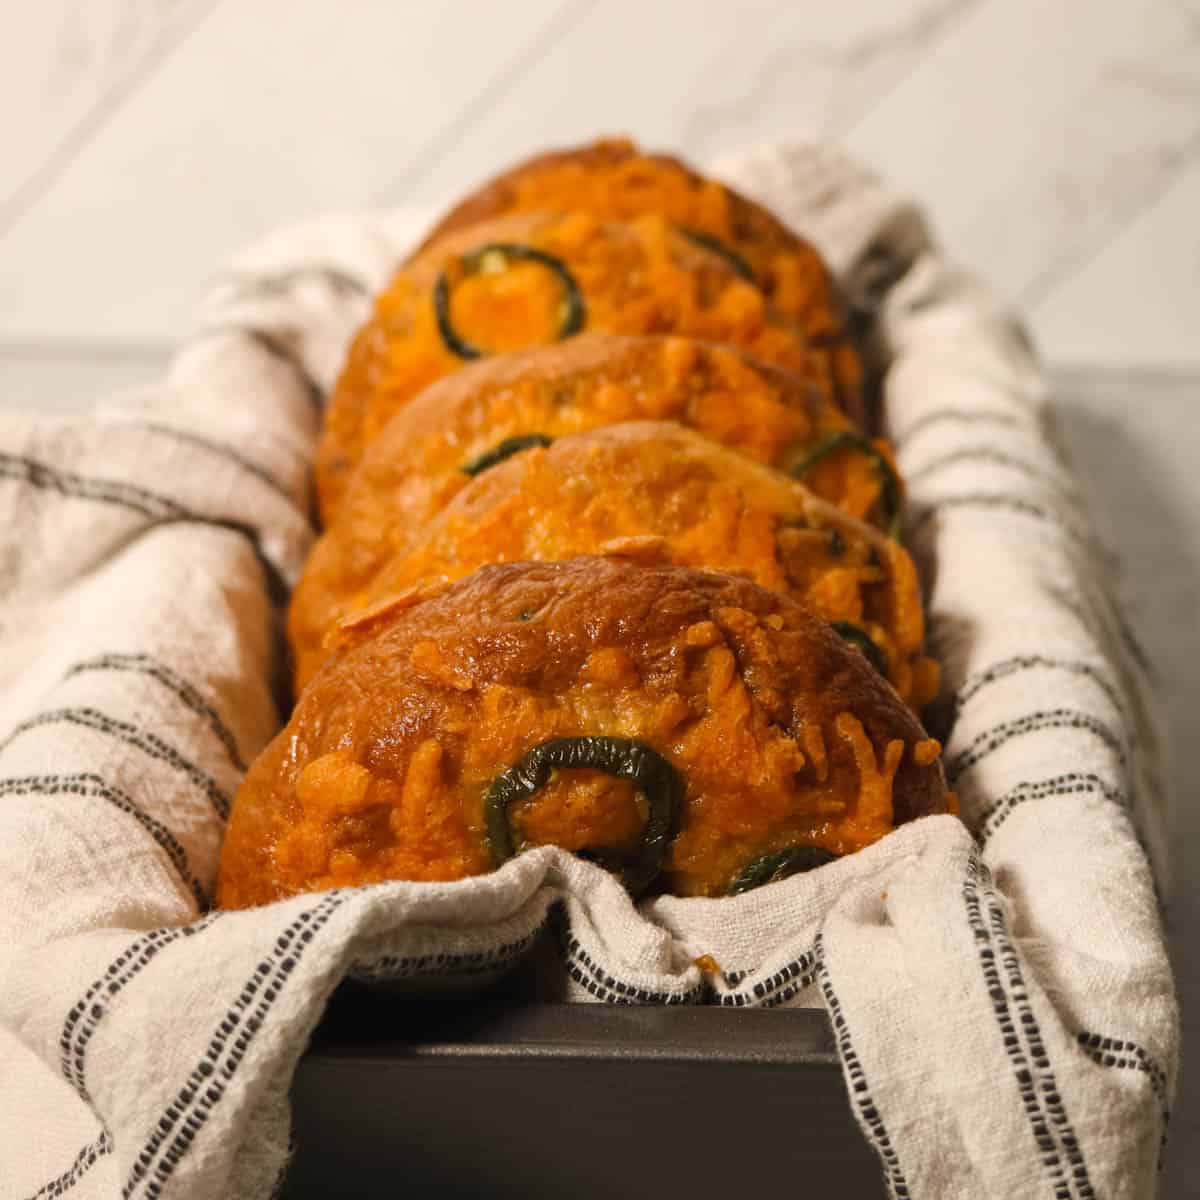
0 143 1177 1200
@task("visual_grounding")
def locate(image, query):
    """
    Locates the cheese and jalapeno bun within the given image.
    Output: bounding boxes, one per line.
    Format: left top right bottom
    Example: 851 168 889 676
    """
293 422 937 710
218 558 952 907
316 211 837 519
415 136 862 417
290 334 902 690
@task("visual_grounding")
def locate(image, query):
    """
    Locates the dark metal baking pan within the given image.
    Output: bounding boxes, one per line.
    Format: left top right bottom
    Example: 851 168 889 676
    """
285 961 883 1198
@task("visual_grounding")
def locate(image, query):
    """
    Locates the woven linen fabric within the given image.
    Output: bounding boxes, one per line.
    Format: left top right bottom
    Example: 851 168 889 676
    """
0 144 1177 1200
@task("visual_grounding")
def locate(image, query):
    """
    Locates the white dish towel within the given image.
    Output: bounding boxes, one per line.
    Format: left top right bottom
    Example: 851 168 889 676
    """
0 143 1177 1200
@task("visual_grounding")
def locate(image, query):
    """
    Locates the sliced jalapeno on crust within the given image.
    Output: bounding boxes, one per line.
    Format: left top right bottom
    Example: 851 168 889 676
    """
461 433 553 477
727 846 838 896
485 736 681 895
791 431 903 538
830 620 888 678
434 242 586 360
677 228 756 282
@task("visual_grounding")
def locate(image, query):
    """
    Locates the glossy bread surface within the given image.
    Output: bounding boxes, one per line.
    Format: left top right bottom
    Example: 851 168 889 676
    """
302 422 936 708
291 334 897 688
220 558 951 906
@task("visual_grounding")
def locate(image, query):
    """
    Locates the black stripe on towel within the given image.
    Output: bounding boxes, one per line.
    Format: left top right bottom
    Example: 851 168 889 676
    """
718 945 819 1009
964 851 1095 1198
113 421 296 504
0 773 208 910
350 929 541 983
0 452 290 603
61 929 173 1093
895 408 1031 446
65 653 249 773
1 453 187 520
947 708 1127 783
60 916 222 1100
956 655 1128 724
123 893 347 1200
146 515 290 604
23 1130 113 1200
905 447 1074 495
1076 1031 1170 1166
0 707 233 820
815 932 911 1200
219 263 371 299
909 493 1094 550
196 326 325 411
561 927 701 1006
977 772 1125 845
1076 1033 1168 1099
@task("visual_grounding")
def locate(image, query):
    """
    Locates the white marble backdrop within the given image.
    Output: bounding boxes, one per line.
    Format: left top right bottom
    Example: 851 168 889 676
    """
0 0 1197 403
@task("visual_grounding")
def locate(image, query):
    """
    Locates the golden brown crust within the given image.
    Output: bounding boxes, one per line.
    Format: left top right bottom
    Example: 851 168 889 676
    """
219 558 951 906
316 211 836 520
415 137 863 413
418 138 840 336
295 421 935 708
291 334 899 690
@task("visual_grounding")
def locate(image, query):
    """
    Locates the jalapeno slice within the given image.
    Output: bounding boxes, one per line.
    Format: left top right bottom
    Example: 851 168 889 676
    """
434 242 586 360
830 620 888 678
461 433 553 477
791 431 903 538
726 846 837 896
677 228 756 282
485 736 681 895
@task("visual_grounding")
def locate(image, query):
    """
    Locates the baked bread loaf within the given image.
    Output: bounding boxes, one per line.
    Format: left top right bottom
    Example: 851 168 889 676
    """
295 422 936 709
220 135 953 909
416 136 862 415
219 558 951 906
290 334 902 689
316 211 834 518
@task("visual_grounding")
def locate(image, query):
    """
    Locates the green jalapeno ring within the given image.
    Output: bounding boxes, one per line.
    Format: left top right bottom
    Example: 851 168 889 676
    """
434 242 586 360
790 430 904 538
830 620 889 678
485 736 681 896
677 228 756 283
461 433 553 477
726 845 838 896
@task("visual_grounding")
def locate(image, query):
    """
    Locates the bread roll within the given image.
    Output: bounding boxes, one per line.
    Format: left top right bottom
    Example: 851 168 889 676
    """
220 558 951 905
291 334 902 688
417 136 862 416
317 211 835 518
